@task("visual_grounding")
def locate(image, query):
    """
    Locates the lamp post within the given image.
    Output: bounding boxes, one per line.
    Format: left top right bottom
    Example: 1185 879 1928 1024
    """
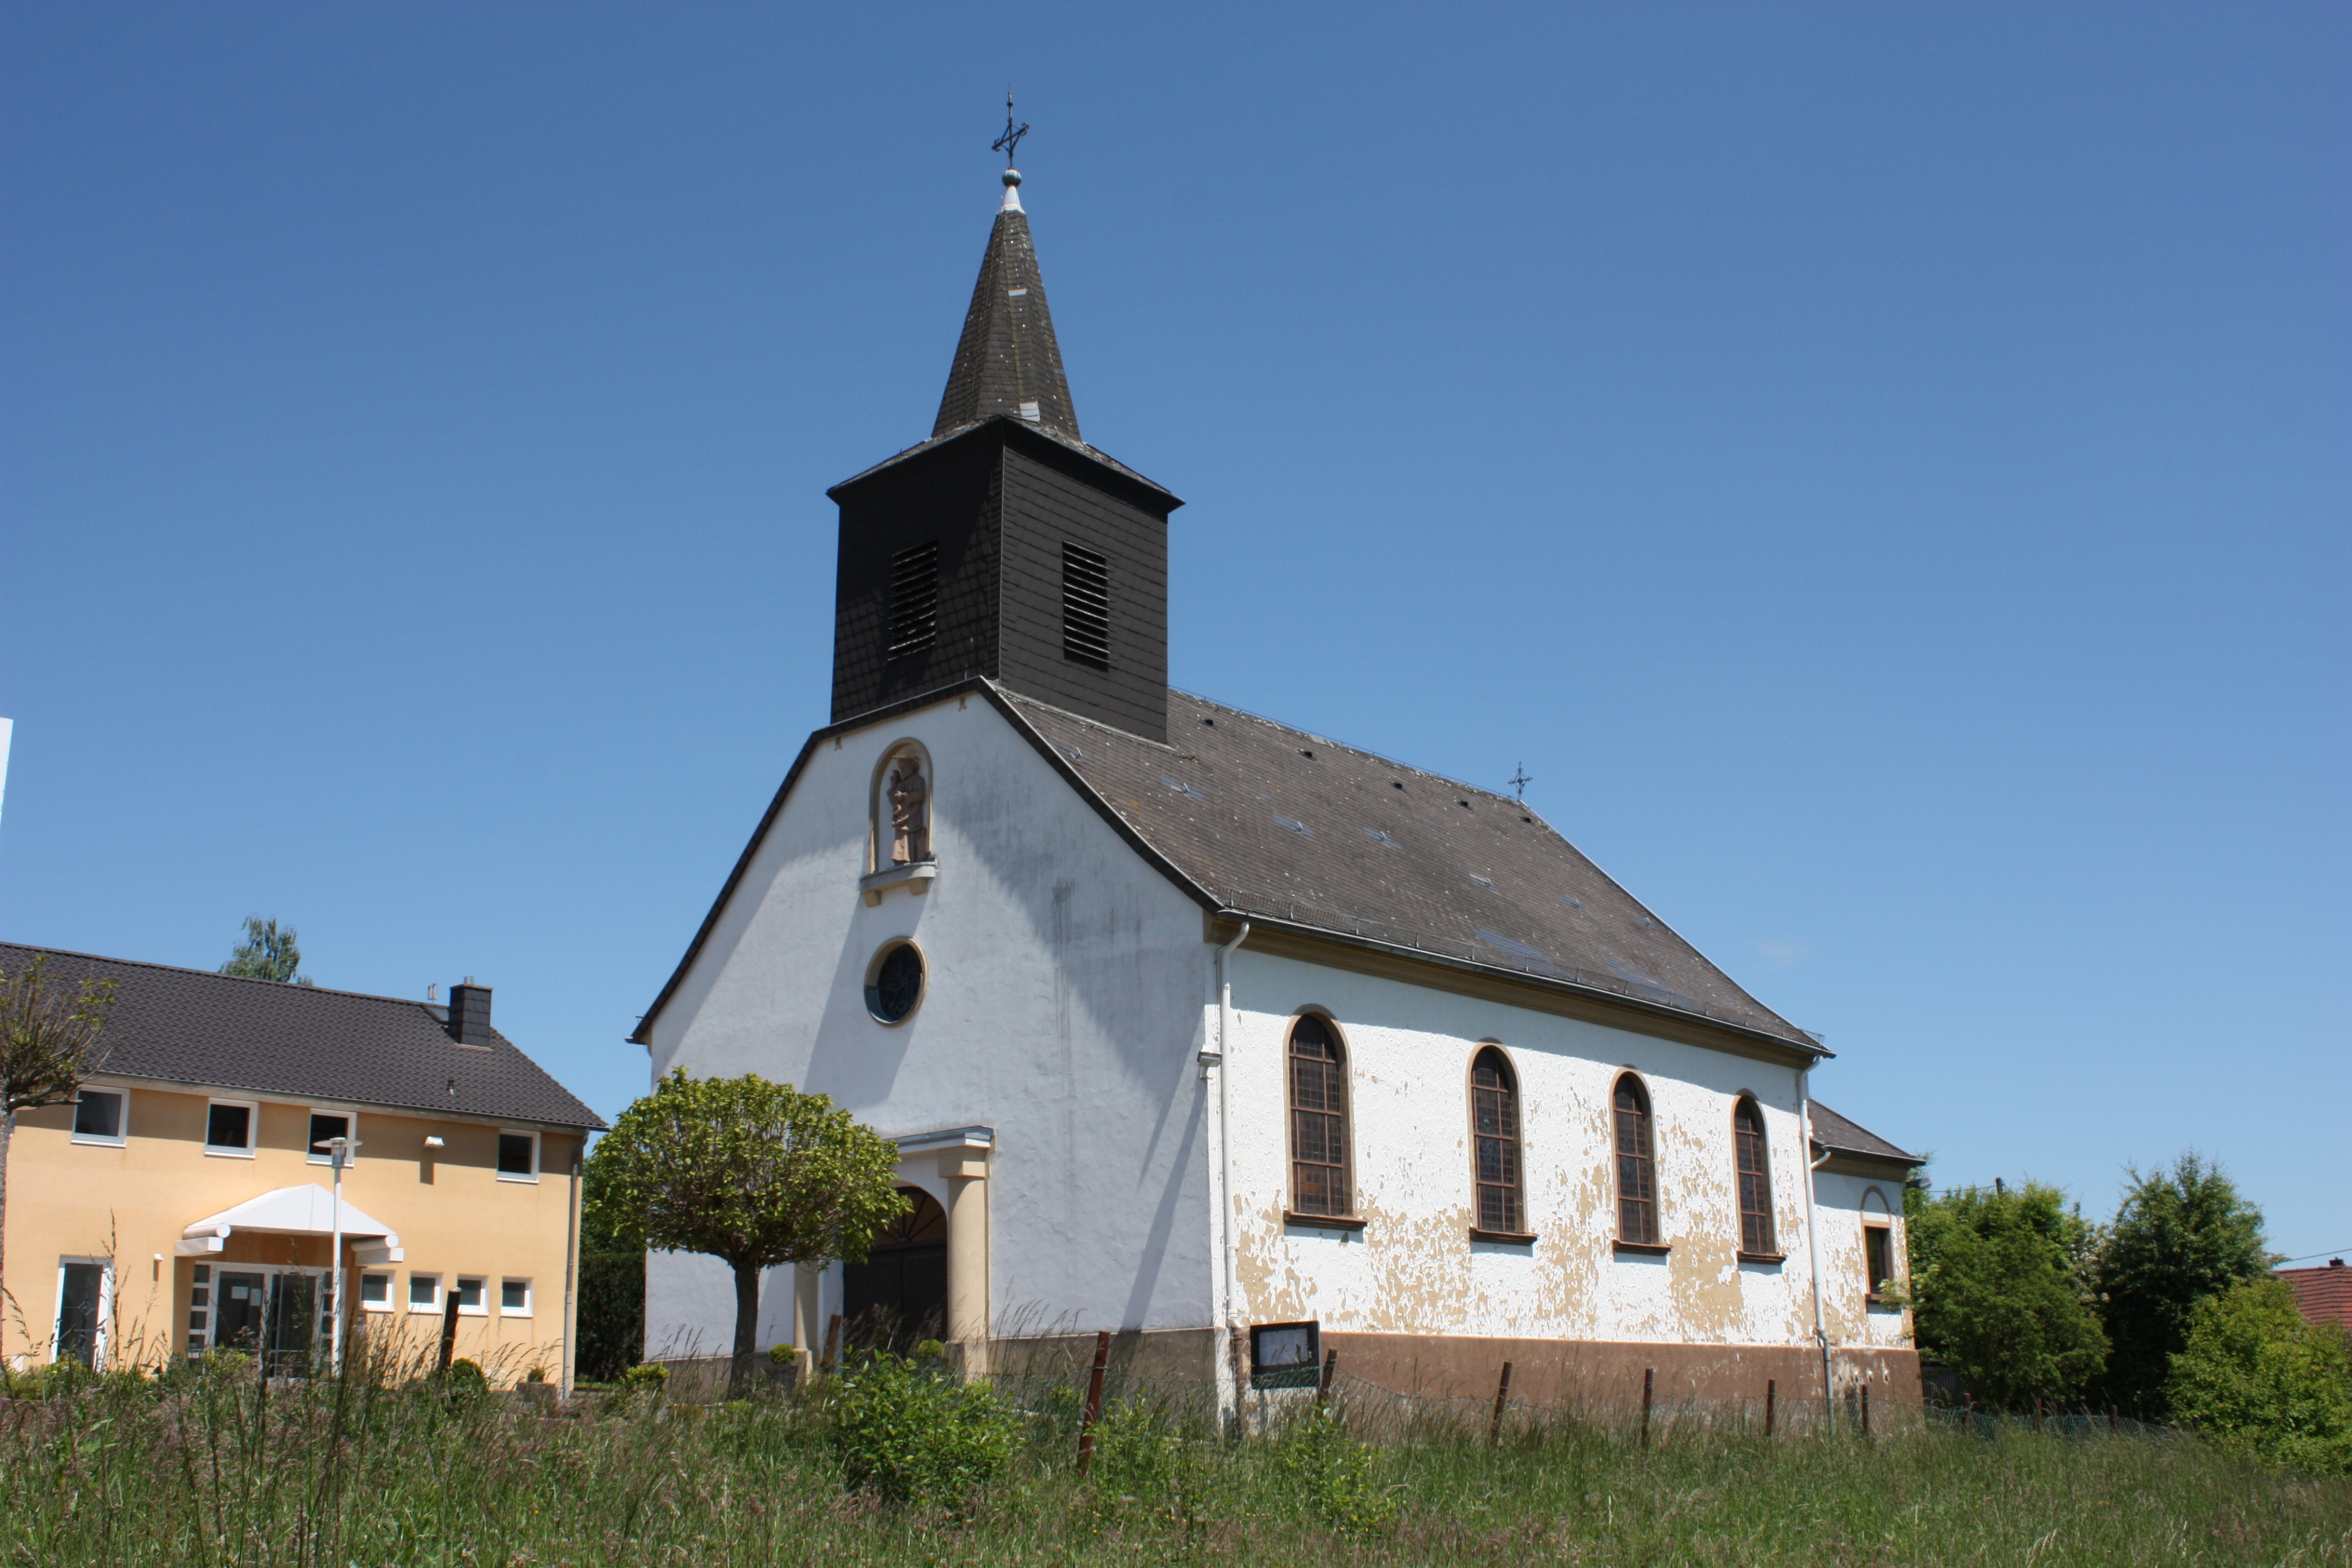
314 1135 361 1376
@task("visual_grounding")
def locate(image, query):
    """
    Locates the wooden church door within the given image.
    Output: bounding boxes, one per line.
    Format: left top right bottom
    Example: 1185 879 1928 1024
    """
842 1187 948 1351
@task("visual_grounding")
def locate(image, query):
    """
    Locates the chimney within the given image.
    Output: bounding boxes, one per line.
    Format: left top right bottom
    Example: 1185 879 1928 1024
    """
447 982 493 1046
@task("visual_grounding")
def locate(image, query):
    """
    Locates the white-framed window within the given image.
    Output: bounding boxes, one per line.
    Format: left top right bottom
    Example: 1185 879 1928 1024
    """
499 1278 532 1317
306 1109 357 1165
204 1099 258 1157
496 1129 540 1183
407 1273 443 1314
454 1276 488 1317
55 1257 114 1370
358 1273 393 1312
71 1087 127 1147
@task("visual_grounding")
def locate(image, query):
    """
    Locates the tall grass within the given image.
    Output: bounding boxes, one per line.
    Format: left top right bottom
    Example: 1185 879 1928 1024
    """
5 1356 2347 1566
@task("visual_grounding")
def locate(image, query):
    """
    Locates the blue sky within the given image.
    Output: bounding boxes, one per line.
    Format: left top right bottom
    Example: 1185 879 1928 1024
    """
3 5 2343 1260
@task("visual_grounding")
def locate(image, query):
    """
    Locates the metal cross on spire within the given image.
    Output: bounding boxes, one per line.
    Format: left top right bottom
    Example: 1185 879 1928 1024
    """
992 91 1030 167
1509 762 1534 800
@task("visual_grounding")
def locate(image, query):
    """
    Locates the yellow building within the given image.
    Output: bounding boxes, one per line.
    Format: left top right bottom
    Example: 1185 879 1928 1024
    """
1 944 604 1391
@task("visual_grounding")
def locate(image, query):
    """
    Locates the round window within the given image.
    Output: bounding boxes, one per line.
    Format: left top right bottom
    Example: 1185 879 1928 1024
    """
865 941 925 1024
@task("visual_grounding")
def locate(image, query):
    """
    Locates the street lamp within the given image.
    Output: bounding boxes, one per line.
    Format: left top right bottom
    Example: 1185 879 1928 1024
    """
312 1135 362 1376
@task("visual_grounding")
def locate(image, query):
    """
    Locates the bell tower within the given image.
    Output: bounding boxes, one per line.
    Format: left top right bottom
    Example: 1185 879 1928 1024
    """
827 165 1181 744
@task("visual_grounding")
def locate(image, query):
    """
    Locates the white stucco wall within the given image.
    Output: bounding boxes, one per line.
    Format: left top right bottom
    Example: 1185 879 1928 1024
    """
1812 1170 1915 1350
1221 946 1892 1352
644 694 1217 1356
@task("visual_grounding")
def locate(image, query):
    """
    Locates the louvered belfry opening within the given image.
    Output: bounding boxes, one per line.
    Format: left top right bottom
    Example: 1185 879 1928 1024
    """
885 541 939 660
825 172 1181 743
1060 541 1111 668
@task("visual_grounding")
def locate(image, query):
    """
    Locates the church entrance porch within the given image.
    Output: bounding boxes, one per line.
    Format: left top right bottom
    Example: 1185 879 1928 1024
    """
842 1188 947 1352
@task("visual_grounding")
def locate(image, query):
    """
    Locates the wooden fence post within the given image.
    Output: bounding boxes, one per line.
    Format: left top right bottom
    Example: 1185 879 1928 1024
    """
1640 1367 1654 1450
1316 1349 1339 1410
437 1290 460 1373
822 1313 842 1373
1860 1384 1870 1438
1076 1330 1112 1472
1488 1361 1514 1445
1765 1378 1776 1437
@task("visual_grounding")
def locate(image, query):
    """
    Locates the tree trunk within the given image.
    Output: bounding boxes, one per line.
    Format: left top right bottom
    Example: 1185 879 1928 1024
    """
730 1259 761 1399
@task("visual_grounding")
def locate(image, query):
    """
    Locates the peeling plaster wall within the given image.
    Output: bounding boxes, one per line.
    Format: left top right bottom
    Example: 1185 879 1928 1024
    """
1222 947 1903 1356
644 695 1215 1356
1813 1171 1916 1350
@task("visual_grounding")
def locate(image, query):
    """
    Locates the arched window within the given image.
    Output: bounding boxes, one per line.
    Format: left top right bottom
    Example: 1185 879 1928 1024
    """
1470 1047 1524 1234
1614 1075 1658 1245
1287 1015 1351 1218
1733 1097 1774 1255
1860 1187 1895 1302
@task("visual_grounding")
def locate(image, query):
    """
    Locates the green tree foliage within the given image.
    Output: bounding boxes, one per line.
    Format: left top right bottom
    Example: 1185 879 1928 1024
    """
0 955 118 1291
220 916 314 985
575 1134 647 1382
1904 1178 2107 1410
2168 1276 2352 1475
2095 1153 2272 1417
585 1069 907 1395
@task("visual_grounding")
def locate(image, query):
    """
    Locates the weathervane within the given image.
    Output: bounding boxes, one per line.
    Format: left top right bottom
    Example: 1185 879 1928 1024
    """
992 90 1030 168
1509 762 1533 800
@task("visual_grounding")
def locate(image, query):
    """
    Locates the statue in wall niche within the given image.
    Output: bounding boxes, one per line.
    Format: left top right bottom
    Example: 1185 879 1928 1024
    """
886 756 931 865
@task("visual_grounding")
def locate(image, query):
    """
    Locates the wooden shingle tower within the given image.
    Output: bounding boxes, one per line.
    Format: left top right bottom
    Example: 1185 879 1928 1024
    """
827 167 1182 744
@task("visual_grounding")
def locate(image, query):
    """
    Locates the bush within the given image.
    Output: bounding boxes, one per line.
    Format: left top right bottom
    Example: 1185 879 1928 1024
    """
442 1358 489 1407
1088 1397 1194 1496
2169 1276 2352 1475
826 1352 1017 1504
1905 1180 2107 1409
1272 1406 1396 1534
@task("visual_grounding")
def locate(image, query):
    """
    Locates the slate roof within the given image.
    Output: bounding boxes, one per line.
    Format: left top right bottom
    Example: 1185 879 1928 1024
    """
1000 687 1823 1051
1806 1102 1920 1166
932 176 1079 442
0 944 604 1130
2277 1263 2352 1335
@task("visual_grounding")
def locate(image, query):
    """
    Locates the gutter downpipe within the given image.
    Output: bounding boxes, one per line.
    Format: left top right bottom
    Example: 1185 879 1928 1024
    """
563 1139 583 1403
1798 1064 1833 1433
1206 919 1251 1431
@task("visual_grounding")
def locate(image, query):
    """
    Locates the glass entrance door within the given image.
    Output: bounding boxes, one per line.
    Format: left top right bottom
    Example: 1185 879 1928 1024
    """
215 1272 268 1353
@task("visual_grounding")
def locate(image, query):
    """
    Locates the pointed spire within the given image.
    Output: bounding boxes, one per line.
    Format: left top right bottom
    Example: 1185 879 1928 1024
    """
932 168 1080 441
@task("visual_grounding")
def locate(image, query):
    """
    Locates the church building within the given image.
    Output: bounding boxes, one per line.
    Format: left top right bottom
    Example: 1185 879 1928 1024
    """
635 163 1921 1416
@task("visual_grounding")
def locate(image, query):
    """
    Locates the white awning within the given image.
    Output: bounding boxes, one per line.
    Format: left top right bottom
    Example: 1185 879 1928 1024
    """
177 1184 405 1263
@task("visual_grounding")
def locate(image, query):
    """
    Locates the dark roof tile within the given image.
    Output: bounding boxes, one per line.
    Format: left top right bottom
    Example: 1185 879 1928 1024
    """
1003 688 1819 1049
0 943 604 1130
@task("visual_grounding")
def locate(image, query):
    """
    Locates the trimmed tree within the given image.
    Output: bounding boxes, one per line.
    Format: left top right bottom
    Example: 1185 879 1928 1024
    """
1904 1178 2108 1410
2095 1153 2271 1417
220 916 314 985
585 1068 908 1395
0 956 118 1300
2168 1276 2352 1474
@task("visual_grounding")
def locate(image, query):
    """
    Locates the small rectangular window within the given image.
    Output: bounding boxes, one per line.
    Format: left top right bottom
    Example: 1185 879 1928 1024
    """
500 1278 532 1317
886 541 939 660
1061 542 1110 668
204 1101 256 1156
307 1111 354 1165
359 1273 392 1311
1864 1226 1893 1300
497 1130 539 1181
408 1273 442 1313
455 1276 487 1317
72 1089 126 1145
